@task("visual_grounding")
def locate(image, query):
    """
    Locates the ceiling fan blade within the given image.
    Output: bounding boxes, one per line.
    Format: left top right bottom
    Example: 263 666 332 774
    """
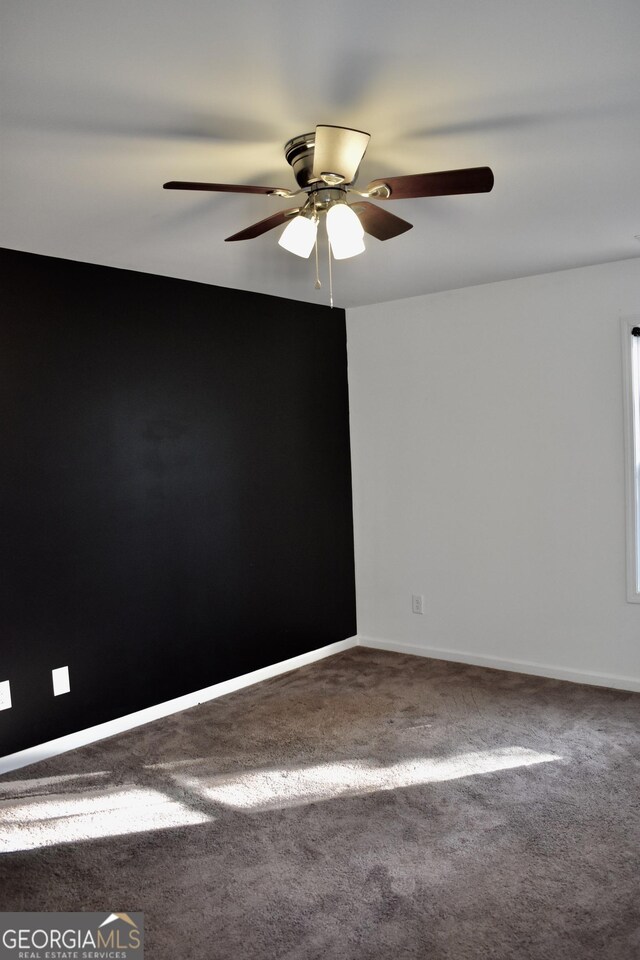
163 181 292 196
349 202 413 241
366 166 494 200
225 207 301 242
312 125 370 184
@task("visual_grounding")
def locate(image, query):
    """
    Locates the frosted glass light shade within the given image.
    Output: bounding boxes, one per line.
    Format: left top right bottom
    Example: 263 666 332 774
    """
326 203 365 259
278 215 318 258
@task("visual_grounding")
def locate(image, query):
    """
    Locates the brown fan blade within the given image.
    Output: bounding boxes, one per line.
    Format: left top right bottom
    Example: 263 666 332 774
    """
163 181 293 196
312 125 370 184
225 207 301 242
366 166 494 200
349 202 413 241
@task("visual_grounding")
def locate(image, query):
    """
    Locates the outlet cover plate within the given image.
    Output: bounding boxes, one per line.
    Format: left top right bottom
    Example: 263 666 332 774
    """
412 594 424 615
0 680 12 710
52 666 70 696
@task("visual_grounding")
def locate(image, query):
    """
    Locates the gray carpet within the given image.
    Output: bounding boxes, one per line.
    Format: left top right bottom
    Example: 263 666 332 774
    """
1 647 639 959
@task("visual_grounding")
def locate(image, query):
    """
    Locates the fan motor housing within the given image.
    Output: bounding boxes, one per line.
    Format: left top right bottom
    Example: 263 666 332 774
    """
284 133 319 189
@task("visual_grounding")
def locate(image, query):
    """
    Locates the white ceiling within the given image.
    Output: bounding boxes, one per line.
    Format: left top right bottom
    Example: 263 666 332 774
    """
2 0 640 308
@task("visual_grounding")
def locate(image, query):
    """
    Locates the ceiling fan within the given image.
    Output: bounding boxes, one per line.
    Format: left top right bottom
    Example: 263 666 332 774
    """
163 124 493 290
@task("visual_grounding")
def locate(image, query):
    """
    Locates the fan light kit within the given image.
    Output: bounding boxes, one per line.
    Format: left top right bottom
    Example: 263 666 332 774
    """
164 124 494 305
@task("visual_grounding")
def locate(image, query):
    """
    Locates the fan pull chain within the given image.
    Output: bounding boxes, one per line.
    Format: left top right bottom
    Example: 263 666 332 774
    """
314 236 321 289
328 242 334 309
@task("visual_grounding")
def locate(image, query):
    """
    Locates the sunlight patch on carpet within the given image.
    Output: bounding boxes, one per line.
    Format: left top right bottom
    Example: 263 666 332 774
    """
175 747 560 811
0 784 210 851
0 770 109 797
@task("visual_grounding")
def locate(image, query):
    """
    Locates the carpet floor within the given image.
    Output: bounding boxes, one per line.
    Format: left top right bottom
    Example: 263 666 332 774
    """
1 647 639 959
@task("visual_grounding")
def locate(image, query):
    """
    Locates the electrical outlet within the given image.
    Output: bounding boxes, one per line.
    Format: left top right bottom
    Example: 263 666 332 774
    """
0 680 12 711
412 594 424 615
52 666 70 696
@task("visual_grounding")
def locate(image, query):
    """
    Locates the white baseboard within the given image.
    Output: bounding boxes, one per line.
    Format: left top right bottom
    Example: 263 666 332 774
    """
0 637 358 775
358 636 640 693
5 632 635 776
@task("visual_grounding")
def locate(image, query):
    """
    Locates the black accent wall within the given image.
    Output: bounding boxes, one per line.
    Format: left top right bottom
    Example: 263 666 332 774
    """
0 248 356 756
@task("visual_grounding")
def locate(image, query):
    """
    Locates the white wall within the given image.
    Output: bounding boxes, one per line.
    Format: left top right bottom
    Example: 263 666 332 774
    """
347 258 640 689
